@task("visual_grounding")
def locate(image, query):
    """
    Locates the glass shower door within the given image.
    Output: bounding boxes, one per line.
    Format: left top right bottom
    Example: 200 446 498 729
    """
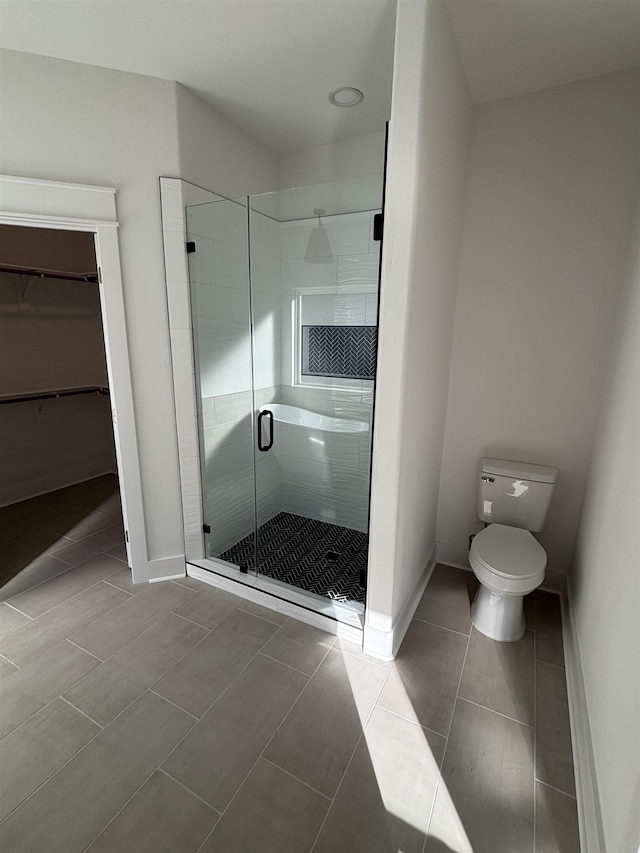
186 196 258 574
248 179 382 610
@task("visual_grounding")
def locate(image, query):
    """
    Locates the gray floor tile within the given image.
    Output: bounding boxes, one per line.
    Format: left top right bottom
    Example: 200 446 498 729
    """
264 648 388 798
0 691 194 853
86 770 219 853
200 758 329 853
535 590 565 666
536 661 576 796
459 627 534 726
0 640 100 738
7 553 125 618
0 655 18 680
260 617 335 675
312 735 396 853
427 699 534 853
170 574 206 591
235 598 287 625
0 582 129 666
0 553 70 601
364 705 445 852
105 542 128 563
50 524 125 567
0 602 31 637
414 564 477 634
102 567 145 594
333 636 392 668
0 697 100 821
377 619 468 735
57 510 120 542
63 613 208 726
535 781 580 853
173 585 241 630
70 581 195 659
164 654 307 811
152 609 278 717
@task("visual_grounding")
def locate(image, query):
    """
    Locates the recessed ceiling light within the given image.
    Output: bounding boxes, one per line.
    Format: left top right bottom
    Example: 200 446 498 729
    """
329 87 364 108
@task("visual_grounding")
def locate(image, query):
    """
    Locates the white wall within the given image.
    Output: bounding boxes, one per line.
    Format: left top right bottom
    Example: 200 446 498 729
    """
279 132 386 191
571 193 640 853
436 69 640 576
366 0 472 649
0 50 279 573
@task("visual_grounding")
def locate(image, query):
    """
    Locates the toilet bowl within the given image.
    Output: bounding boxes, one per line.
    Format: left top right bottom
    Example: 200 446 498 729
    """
469 523 546 642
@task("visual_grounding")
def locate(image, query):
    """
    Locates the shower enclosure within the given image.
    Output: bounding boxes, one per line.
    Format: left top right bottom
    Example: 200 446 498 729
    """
185 175 383 625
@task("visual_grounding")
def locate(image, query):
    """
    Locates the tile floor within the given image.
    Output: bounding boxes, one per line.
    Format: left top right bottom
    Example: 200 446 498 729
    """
0 477 580 852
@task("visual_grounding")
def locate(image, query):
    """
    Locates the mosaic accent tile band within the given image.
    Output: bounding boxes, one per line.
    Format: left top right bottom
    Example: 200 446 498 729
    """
218 512 368 604
302 325 377 380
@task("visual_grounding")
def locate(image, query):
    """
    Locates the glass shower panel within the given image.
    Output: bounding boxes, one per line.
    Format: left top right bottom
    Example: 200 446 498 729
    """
248 177 382 607
186 197 257 572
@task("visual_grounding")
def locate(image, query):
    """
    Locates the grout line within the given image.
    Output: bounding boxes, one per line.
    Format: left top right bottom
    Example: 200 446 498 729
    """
2 601 33 620
372 703 447 741
456 696 535 729
236 603 286 626
534 779 577 800
0 650 22 668
169 611 213 634
261 756 333 802
157 767 223 812
66 639 105 662
101 579 133 596
147 689 199 722
79 767 159 853
412 616 471 638
534 657 566 671
58 695 104 730
167 610 213 631
257 650 313 678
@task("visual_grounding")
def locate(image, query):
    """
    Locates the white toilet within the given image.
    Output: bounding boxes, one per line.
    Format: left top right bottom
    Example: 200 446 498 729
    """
469 458 558 642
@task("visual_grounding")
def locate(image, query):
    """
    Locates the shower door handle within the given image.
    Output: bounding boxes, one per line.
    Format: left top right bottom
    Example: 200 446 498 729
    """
257 409 274 452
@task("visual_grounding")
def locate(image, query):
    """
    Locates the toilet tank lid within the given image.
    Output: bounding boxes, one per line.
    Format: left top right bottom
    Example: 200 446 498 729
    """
481 458 558 484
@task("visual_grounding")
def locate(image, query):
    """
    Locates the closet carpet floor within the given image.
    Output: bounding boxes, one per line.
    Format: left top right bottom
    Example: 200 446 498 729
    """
0 477 579 852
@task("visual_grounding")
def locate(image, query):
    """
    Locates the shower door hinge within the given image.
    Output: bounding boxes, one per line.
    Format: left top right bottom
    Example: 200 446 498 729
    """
125 530 129 543
98 267 103 284
373 213 383 242
186 241 196 254
359 568 367 588
202 523 211 534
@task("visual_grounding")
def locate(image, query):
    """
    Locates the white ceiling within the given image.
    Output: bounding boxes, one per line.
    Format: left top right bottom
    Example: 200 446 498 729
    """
0 0 397 155
446 0 640 105
1 0 639 156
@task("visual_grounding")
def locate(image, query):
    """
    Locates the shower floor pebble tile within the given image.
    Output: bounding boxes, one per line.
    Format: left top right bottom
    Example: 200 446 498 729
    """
0 480 579 851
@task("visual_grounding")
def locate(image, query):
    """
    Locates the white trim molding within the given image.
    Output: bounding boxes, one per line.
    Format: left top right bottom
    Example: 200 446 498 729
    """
562 583 606 853
363 546 437 661
0 174 148 582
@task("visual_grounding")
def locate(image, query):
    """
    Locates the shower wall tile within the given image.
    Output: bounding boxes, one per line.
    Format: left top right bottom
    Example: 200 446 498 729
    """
193 283 250 323
187 237 215 286
281 258 338 291
212 241 249 292
337 253 379 292
211 391 253 426
250 212 281 261
188 198 247 246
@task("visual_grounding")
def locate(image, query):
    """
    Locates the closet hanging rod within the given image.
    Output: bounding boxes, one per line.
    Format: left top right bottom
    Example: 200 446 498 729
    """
0 265 99 284
0 387 109 405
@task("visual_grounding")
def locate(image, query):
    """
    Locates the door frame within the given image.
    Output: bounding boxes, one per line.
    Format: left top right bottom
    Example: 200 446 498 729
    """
0 174 146 579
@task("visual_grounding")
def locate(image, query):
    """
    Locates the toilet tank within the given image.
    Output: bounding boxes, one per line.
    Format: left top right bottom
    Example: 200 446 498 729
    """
478 458 558 532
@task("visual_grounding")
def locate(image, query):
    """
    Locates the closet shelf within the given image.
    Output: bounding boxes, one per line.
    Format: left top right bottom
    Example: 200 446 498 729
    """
0 386 110 405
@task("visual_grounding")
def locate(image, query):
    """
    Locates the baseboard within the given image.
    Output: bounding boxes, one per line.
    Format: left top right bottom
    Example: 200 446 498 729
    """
132 554 186 584
363 546 437 661
0 459 116 508
562 580 605 853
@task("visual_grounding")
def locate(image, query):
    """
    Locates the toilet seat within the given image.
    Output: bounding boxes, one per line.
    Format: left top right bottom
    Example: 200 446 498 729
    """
470 523 546 595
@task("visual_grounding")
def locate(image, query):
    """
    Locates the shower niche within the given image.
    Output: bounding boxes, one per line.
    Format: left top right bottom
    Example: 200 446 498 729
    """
164 175 383 628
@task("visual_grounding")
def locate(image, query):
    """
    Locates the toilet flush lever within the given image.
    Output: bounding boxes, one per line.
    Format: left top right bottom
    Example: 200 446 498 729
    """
481 476 495 483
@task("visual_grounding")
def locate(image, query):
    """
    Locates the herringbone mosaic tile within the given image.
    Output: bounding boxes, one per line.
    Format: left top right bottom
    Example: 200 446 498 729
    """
219 513 367 604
